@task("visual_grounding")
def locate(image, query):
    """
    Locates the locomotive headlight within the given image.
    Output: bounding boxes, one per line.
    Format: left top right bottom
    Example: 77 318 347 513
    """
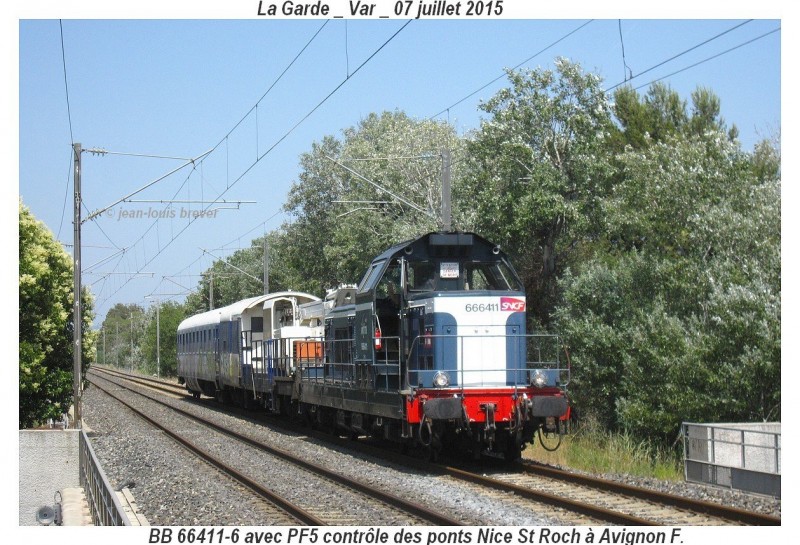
530 370 548 388
433 371 450 388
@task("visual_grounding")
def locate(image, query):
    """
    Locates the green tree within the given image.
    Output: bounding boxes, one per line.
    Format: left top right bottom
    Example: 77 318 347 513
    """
282 110 464 292
612 83 738 150
184 235 277 313
556 132 780 441
462 60 616 326
99 303 145 370
140 301 186 377
19 200 95 428
190 112 465 304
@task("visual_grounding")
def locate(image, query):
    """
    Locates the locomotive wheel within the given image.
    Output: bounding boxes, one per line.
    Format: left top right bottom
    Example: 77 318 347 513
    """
427 443 442 463
299 405 314 428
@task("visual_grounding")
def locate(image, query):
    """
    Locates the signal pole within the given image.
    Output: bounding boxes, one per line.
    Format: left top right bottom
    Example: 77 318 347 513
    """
72 143 82 429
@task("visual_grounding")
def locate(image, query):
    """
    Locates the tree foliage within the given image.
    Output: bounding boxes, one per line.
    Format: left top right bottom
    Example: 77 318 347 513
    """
184 238 272 314
199 111 466 300
461 60 616 326
19 200 95 428
140 301 186 377
137 63 780 448
556 109 780 441
279 110 465 293
99 303 146 370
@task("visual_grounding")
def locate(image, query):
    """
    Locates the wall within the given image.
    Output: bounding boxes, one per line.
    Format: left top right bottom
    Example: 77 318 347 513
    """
19 430 81 525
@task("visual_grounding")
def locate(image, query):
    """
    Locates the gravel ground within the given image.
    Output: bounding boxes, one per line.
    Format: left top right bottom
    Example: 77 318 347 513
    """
82 377 562 526
83 375 780 526
519 452 781 518
82 383 292 525
581 468 781 518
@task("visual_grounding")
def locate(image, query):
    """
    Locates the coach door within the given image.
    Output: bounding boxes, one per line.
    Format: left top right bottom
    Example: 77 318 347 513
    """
213 324 220 370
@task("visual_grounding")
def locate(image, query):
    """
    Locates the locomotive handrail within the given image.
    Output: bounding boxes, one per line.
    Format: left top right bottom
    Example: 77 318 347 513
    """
291 332 570 390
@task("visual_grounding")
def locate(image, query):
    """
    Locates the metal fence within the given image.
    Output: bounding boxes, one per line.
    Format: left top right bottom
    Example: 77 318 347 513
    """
683 422 781 498
78 429 132 525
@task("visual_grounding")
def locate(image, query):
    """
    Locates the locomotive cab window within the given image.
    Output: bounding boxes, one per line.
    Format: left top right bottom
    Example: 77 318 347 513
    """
375 260 401 303
358 260 385 293
408 262 437 291
464 261 523 291
407 261 460 292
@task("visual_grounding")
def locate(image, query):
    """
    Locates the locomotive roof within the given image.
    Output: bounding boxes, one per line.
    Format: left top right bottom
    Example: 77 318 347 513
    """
178 291 320 331
371 231 506 263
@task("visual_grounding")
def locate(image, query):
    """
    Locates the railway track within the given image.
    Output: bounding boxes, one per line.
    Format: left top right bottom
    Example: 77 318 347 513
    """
94 367 780 526
88 368 462 526
342 437 780 526
513 462 780 526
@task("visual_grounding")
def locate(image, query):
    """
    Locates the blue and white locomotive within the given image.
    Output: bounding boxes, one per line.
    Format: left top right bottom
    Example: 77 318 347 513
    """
177 232 570 460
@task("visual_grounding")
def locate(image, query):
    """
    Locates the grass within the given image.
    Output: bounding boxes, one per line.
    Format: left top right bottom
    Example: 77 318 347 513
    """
522 417 684 481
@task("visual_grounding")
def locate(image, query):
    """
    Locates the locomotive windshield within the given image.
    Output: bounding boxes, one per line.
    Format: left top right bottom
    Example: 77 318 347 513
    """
408 260 523 292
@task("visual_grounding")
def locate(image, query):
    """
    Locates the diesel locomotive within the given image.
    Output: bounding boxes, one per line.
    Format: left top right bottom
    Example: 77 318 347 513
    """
177 232 569 460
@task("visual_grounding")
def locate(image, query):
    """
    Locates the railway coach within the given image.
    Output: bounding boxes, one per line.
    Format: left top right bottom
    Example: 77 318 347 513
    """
177 291 321 409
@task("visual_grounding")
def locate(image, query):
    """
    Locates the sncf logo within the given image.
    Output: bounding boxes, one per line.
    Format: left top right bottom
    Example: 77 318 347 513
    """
500 297 526 312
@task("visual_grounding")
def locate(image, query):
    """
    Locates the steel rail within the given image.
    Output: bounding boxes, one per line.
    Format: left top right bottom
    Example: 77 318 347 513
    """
88 377 324 526
439 465 657 526
90 369 464 526
519 461 781 526
277 423 780 526
94 367 781 526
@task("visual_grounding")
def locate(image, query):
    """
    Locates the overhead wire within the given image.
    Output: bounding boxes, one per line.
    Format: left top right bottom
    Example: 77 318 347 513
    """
93 22 329 312
218 208 285 250
209 20 330 155
618 20 633 83
94 19 776 315
605 19 754 92
95 20 411 313
430 20 594 119
56 19 74 240
632 26 780 91
159 20 412 268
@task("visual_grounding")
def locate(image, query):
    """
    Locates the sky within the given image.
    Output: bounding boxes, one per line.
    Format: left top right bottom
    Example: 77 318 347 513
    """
12 3 785 328
7 1 795 539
